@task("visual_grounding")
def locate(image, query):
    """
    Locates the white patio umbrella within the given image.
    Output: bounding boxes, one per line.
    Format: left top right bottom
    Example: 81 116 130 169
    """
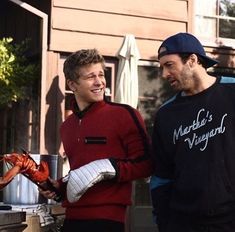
114 34 140 108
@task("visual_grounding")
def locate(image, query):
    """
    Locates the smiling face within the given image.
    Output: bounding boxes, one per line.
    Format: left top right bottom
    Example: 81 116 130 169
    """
159 54 195 95
67 62 106 110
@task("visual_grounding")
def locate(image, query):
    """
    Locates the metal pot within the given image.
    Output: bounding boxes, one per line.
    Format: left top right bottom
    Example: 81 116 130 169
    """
3 154 63 205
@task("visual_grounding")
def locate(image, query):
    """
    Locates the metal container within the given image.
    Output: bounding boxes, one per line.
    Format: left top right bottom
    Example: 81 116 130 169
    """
3 154 63 205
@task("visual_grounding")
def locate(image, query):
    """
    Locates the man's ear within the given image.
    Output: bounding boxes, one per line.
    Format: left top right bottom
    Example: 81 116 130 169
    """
188 54 198 67
67 79 77 92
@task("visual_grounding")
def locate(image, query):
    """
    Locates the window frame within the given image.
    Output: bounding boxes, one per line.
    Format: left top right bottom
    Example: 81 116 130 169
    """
193 0 235 47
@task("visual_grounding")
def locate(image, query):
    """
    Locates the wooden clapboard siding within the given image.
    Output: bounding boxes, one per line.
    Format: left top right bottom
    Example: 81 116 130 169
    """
50 30 162 60
51 8 186 39
53 0 188 22
50 0 190 60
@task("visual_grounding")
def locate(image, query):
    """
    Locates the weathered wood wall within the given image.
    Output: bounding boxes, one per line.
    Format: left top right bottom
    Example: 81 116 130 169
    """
50 0 191 60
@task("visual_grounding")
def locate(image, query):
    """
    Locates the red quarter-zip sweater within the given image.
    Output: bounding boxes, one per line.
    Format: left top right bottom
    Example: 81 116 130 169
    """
59 100 153 222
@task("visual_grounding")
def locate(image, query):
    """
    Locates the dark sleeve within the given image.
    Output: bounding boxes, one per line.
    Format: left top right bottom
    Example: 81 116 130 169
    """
57 177 67 200
151 118 174 178
150 116 174 231
150 175 173 232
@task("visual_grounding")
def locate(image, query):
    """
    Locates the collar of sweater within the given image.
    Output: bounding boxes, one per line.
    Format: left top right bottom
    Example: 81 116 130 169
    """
71 99 106 119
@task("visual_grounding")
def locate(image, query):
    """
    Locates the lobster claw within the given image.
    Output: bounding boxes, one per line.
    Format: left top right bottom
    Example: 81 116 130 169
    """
0 165 21 189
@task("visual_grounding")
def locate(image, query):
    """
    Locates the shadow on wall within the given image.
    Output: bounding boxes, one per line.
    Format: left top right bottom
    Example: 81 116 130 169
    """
45 76 64 154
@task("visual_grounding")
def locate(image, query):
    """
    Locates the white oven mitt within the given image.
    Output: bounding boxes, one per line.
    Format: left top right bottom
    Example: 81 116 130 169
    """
66 159 116 203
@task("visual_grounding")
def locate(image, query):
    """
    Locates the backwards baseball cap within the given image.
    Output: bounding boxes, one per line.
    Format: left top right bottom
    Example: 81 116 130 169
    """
158 32 218 68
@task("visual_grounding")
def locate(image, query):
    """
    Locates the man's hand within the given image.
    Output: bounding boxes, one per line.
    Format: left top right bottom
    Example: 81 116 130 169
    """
66 159 116 203
38 177 60 200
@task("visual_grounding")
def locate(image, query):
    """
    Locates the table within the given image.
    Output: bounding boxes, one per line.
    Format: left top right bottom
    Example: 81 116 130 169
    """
0 210 27 232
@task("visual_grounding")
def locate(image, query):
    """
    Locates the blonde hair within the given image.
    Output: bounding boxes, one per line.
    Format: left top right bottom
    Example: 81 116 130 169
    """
63 49 105 81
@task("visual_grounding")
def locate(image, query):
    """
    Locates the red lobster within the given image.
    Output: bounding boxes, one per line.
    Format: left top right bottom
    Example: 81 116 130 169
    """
0 152 49 189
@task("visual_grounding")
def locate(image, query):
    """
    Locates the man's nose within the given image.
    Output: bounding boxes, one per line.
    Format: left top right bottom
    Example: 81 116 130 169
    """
161 68 169 79
94 75 103 84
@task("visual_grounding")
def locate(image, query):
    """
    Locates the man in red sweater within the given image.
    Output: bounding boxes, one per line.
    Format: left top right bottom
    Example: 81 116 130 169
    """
39 48 153 232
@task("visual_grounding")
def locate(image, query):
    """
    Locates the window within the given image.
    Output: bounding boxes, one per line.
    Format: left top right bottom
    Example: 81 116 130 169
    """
138 64 175 135
195 0 235 40
134 63 175 206
103 62 116 102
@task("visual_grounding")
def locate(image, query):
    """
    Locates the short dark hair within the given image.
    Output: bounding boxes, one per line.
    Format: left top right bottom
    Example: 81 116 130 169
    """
63 49 105 81
178 53 208 69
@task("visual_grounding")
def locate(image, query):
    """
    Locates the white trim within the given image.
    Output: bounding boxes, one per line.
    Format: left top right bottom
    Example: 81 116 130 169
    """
138 60 159 67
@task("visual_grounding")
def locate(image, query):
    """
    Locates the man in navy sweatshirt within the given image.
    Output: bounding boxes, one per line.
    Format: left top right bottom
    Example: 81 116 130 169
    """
150 32 235 232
